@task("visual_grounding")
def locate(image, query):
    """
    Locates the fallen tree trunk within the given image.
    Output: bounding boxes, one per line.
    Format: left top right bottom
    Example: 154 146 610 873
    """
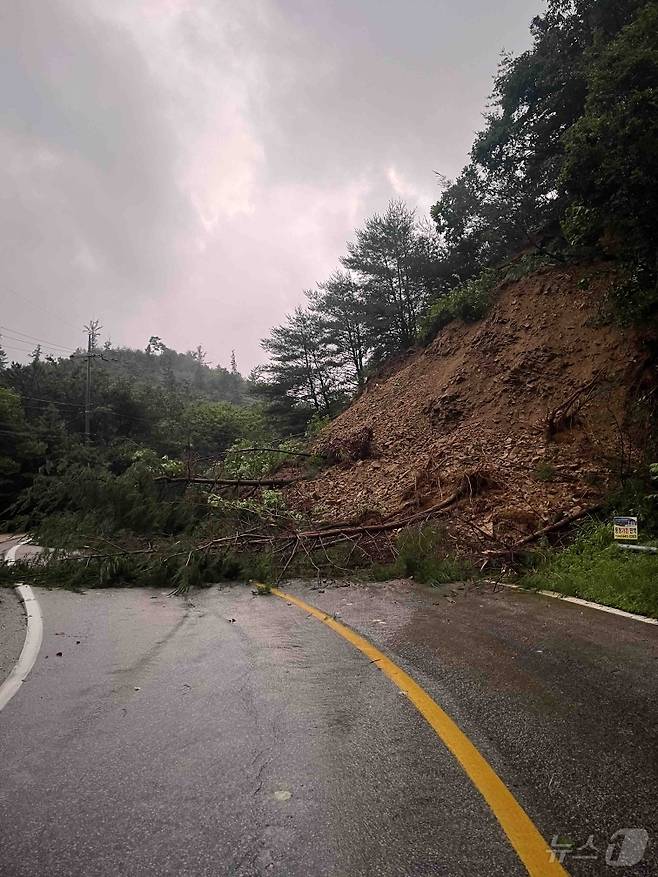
156 476 301 487
485 504 602 556
227 446 324 459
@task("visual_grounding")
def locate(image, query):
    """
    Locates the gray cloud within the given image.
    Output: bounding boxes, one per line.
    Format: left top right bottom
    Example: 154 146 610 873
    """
1 0 542 370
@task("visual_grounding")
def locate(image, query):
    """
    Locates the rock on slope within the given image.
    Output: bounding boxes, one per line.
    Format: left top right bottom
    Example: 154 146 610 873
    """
286 265 655 550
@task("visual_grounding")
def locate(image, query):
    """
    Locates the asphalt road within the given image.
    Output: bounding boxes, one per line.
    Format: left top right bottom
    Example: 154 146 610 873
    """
0 575 656 876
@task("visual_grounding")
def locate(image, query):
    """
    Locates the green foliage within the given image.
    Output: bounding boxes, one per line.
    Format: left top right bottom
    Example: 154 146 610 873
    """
7 456 202 541
0 336 250 451
605 467 658 533
519 522 658 618
561 2 658 321
371 524 476 585
0 335 273 537
174 402 268 457
605 264 658 325
131 449 185 477
341 200 438 360
257 200 440 424
257 306 344 431
305 414 331 438
422 269 499 337
222 438 306 480
421 254 552 341
207 488 303 526
309 271 371 390
534 461 556 483
430 0 655 329
0 387 47 512
0 546 272 594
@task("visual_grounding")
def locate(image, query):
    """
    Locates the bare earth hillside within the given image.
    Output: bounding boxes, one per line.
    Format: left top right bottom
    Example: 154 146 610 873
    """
285 265 655 553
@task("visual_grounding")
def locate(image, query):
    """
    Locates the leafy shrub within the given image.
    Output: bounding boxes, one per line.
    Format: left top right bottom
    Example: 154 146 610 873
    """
222 437 309 480
422 268 500 339
606 262 658 326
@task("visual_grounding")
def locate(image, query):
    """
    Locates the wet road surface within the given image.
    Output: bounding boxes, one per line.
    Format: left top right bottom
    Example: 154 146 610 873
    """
0 578 656 876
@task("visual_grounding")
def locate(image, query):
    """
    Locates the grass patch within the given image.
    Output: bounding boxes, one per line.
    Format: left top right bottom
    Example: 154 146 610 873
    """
518 523 658 618
369 524 476 585
533 461 556 482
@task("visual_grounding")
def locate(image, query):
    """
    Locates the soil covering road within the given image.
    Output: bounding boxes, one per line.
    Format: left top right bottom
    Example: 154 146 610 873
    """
0 579 656 876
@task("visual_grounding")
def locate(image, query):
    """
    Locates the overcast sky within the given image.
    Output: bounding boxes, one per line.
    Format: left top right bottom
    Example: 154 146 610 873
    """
1 0 543 372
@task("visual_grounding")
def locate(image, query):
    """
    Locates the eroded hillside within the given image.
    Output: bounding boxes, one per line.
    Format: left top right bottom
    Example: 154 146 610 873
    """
286 265 655 552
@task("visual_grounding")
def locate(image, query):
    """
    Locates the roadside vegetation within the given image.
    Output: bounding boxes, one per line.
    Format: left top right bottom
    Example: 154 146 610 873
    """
519 466 658 618
519 523 658 619
370 525 477 587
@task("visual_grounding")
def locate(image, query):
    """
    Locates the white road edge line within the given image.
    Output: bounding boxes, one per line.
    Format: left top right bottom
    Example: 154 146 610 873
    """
488 580 658 625
0 539 43 712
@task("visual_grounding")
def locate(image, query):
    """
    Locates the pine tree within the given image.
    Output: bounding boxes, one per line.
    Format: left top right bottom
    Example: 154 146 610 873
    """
261 307 340 416
309 272 370 390
342 200 431 359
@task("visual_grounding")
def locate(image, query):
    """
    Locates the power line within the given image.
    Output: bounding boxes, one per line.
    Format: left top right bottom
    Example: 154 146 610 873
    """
14 393 156 426
12 292 83 333
0 341 72 358
17 396 84 409
0 325 77 353
0 427 80 439
1 343 68 358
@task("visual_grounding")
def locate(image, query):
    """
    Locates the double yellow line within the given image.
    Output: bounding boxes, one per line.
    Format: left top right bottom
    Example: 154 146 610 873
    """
273 587 568 877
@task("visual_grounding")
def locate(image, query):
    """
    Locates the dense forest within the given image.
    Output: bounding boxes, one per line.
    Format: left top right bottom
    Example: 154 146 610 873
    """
0 338 257 507
1 0 657 590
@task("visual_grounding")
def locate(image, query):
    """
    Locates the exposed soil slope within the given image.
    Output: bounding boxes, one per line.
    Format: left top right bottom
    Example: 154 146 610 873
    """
286 265 655 551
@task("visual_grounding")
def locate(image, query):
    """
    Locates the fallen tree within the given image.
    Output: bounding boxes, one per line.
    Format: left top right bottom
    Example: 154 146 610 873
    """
485 504 602 557
155 476 301 487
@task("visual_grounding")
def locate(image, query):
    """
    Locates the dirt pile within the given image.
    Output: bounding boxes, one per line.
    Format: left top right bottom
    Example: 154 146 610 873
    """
285 265 655 552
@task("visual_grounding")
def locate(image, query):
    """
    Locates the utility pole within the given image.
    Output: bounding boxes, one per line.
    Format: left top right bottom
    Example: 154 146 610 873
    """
83 320 102 443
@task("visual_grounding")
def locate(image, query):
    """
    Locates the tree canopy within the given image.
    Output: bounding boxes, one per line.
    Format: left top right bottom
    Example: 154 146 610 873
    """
257 0 657 426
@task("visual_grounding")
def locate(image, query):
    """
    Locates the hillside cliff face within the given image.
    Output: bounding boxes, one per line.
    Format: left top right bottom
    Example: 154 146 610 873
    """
286 265 655 549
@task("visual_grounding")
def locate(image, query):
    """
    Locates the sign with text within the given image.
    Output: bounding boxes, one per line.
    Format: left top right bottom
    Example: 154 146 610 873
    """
613 516 638 541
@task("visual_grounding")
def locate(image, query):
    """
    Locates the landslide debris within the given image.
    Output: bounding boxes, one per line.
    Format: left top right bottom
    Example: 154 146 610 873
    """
284 265 656 553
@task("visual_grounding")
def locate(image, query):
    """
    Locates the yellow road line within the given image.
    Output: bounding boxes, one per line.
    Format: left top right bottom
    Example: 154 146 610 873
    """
273 587 568 877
